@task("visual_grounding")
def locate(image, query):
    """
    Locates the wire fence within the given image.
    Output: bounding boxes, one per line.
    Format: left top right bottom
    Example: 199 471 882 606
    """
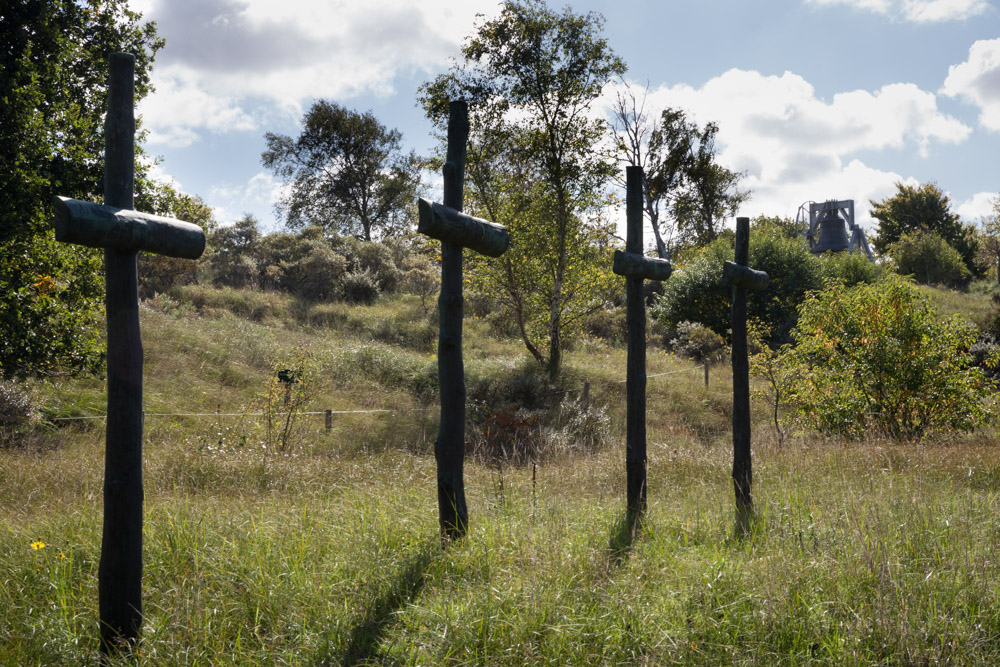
46 363 710 424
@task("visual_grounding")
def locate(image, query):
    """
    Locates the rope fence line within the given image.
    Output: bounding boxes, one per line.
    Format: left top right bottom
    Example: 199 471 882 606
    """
45 363 711 423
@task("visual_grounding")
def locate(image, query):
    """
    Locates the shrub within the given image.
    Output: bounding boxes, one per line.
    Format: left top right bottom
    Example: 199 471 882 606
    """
582 308 626 345
653 228 825 345
819 250 879 286
887 230 971 287
670 321 725 362
403 266 439 314
339 269 381 305
288 244 348 301
779 274 995 439
0 377 38 448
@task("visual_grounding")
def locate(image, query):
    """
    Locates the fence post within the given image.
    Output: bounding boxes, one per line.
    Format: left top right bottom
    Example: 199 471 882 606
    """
325 409 333 431
704 363 709 387
582 381 590 413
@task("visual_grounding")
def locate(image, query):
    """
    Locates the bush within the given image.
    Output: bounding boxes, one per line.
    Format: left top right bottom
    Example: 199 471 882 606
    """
887 230 971 287
0 377 38 448
403 266 440 314
653 227 825 346
339 269 381 305
819 250 879 286
670 321 725 362
779 274 995 439
582 308 626 344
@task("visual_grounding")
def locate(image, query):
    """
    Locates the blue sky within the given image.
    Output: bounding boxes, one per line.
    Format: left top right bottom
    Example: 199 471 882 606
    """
133 0 1000 240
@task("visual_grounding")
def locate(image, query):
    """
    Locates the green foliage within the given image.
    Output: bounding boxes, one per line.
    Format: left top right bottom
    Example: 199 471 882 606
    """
888 229 971 287
420 0 626 379
339 270 381 305
0 377 39 448
818 249 880 286
262 101 420 241
0 0 162 377
670 321 725 362
780 274 994 439
654 226 825 345
870 182 980 277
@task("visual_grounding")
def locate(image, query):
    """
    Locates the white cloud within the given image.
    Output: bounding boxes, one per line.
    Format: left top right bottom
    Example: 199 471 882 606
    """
901 0 991 22
956 191 998 220
138 0 500 147
139 73 256 147
806 0 990 22
208 171 289 229
941 39 1000 132
603 70 967 228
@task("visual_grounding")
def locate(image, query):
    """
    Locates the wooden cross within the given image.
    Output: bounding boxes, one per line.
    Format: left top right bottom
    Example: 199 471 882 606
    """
722 216 769 535
417 100 509 540
51 53 205 653
612 166 672 520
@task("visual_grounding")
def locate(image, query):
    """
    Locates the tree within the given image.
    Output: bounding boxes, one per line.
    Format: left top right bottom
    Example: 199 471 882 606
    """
262 101 421 241
870 182 980 277
610 84 750 255
887 229 970 287
779 274 994 439
420 0 626 379
671 123 751 246
0 0 163 378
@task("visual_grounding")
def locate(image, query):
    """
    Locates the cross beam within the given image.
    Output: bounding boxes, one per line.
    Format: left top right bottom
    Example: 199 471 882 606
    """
419 100 509 541
51 53 204 654
52 196 205 259
417 198 509 257
725 217 769 536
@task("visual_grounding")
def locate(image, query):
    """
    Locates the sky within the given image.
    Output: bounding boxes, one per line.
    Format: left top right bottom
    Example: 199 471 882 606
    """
131 0 1000 243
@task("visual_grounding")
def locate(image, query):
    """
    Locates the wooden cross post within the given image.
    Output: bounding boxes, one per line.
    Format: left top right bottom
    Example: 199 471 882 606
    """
612 166 672 521
51 53 206 653
417 100 509 540
723 217 769 535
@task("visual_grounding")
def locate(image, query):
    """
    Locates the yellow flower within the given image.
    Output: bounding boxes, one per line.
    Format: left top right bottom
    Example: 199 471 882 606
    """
57 552 67 560
30 541 46 551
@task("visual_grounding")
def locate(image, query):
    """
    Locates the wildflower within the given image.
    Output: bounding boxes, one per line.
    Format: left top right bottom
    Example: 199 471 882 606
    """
30 541 46 551
57 552 67 560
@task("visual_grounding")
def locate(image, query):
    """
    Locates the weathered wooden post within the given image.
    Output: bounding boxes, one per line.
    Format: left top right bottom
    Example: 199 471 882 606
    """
612 166 672 520
51 53 205 653
417 100 509 540
723 217 769 534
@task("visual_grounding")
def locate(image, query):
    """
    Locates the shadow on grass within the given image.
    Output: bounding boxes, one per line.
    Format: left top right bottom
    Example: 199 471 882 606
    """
313 540 439 666
606 510 642 569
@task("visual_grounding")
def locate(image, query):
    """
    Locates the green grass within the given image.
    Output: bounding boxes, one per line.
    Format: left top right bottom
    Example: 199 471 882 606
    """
3 287 1000 665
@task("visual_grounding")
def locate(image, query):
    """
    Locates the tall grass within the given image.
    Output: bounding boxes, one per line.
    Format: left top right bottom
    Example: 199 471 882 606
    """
3 287 999 665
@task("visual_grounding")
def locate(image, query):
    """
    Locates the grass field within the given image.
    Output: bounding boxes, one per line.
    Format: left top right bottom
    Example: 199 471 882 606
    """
3 286 1000 665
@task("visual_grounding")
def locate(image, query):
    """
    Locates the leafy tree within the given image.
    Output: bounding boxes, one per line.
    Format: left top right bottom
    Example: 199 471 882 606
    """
420 0 626 379
0 0 163 378
610 85 750 256
262 101 421 241
779 274 994 439
870 182 980 277
887 229 970 287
